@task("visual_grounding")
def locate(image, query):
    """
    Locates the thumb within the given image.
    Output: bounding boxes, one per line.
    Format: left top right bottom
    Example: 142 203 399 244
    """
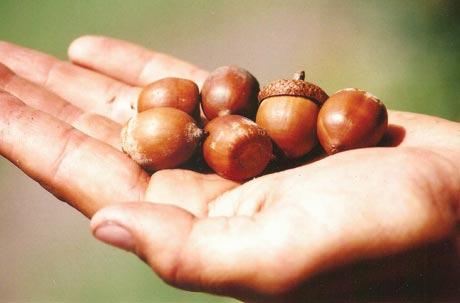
90 201 284 300
90 202 195 283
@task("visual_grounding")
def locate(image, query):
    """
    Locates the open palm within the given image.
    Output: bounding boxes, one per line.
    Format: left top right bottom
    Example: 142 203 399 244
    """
1 37 459 302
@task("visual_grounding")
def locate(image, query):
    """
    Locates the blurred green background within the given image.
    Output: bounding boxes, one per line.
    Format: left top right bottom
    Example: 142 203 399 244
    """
0 0 459 302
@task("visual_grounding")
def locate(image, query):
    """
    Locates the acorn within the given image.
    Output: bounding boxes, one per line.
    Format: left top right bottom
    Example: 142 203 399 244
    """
121 107 203 171
201 65 260 120
256 71 329 159
317 88 388 154
203 115 273 181
137 77 200 118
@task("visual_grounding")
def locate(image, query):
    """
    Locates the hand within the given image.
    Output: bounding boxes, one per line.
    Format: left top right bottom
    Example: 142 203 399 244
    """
0 36 234 218
90 111 460 302
1 37 459 302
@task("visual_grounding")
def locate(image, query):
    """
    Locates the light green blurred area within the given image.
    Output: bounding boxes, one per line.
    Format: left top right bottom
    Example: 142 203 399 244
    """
0 0 459 302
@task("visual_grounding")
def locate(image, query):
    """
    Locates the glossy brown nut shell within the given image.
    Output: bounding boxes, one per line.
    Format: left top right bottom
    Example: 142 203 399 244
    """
121 107 203 171
203 115 273 181
201 66 260 120
256 96 319 159
138 78 200 116
317 88 388 154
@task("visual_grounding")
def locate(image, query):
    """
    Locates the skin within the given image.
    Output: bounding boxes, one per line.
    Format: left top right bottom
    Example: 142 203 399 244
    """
0 36 459 302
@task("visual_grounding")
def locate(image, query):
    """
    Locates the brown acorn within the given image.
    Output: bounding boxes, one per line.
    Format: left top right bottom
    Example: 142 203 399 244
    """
256 71 329 159
201 66 260 120
137 77 200 118
317 88 388 155
121 107 203 171
203 115 273 181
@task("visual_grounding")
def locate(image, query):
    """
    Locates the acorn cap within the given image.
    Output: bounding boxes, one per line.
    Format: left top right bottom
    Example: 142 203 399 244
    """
258 71 329 106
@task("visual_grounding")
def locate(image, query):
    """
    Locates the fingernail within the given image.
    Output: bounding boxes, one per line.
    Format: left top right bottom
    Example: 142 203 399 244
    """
93 222 135 252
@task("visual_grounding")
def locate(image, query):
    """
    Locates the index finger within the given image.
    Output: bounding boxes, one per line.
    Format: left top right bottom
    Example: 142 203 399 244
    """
68 35 209 87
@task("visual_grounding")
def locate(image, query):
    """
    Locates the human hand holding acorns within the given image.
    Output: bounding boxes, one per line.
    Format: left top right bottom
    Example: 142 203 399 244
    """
3 36 457 303
121 66 388 181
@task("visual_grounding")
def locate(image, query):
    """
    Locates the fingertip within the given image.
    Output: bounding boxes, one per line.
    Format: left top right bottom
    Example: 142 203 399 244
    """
92 221 136 252
68 35 90 61
68 35 104 61
90 202 197 278
90 203 128 230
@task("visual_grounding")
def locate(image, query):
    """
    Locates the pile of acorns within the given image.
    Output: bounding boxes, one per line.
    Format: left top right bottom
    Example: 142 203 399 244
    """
121 66 388 181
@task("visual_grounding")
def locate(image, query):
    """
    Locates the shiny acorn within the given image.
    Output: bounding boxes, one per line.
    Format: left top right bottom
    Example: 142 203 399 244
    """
317 88 388 154
203 115 273 181
201 65 260 120
138 77 200 117
121 107 203 171
256 71 329 159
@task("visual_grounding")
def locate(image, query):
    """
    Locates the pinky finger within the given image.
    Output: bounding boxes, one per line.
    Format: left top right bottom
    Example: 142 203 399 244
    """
68 35 209 87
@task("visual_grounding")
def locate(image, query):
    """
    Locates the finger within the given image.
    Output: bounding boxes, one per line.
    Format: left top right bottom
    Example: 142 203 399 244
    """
386 110 460 151
0 90 149 217
90 202 277 301
144 169 238 217
0 41 139 123
68 35 209 87
0 63 121 149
